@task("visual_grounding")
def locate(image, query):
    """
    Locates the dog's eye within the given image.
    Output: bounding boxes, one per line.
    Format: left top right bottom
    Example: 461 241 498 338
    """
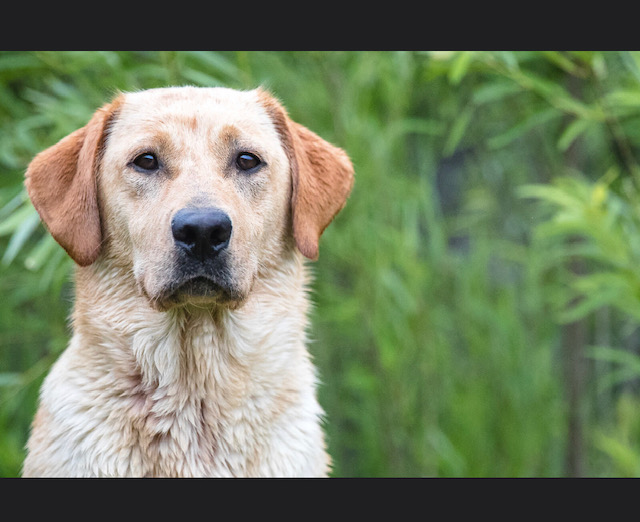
132 153 159 172
236 152 262 171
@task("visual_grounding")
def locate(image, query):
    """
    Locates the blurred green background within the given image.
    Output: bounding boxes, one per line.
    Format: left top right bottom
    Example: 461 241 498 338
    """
3 51 640 477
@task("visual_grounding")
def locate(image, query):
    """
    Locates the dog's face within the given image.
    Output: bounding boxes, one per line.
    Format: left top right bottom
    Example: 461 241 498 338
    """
25 87 354 311
100 88 294 309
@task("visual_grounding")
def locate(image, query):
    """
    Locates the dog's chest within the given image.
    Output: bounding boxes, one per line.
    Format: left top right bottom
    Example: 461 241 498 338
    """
121 376 319 477
124 388 255 477
25 287 329 477
119 323 272 476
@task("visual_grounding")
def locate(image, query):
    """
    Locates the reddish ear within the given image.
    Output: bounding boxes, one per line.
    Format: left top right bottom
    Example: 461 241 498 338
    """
257 89 354 260
25 99 121 266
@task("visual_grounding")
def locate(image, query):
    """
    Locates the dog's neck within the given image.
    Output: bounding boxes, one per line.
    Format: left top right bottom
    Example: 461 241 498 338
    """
72 251 314 405
36 251 328 476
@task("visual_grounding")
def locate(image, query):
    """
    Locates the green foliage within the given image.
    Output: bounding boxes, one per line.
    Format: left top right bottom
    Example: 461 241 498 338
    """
520 170 640 475
521 173 640 322
3 51 640 476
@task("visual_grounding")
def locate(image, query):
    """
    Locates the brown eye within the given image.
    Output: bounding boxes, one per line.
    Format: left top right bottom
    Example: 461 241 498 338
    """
133 153 159 172
236 152 261 171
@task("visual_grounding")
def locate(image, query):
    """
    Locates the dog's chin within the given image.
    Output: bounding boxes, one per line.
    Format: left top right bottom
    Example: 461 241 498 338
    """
147 276 245 312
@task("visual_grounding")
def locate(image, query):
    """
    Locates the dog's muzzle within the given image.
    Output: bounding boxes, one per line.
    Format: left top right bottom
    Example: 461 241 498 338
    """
162 207 240 306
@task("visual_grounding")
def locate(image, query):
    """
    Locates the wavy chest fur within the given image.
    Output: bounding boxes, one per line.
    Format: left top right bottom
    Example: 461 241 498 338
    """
23 257 329 477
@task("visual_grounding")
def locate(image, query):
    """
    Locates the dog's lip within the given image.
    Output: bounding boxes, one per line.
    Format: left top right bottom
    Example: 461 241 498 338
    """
172 275 224 298
155 273 243 310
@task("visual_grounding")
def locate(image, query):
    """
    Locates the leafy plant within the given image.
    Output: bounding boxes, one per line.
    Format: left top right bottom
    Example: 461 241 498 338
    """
520 172 640 475
3 51 640 476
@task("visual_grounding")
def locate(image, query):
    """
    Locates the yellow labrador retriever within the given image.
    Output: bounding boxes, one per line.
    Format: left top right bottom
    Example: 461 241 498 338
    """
21 86 353 477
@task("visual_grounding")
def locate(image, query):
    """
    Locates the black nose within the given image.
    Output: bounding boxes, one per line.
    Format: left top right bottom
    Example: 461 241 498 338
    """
171 208 232 260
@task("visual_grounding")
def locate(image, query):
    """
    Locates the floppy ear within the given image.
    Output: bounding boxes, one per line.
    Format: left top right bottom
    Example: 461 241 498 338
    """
257 89 354 260
25 99 121 266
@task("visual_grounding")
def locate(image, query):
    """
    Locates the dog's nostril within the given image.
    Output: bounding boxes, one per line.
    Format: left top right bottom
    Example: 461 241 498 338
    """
171 208 232 259
173 222 197 246
210 225 232 251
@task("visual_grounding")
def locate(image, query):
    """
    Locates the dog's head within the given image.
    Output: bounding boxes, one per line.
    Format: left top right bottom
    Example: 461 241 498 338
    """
25 87 354 310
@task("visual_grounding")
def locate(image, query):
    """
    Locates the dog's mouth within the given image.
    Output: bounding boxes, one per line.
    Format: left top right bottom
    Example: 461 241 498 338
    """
175 275 223 297
154 273 244 310
138 250 249 311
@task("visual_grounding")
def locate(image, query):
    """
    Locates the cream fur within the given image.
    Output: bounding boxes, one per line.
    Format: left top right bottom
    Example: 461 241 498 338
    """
22 87 353 477
24 255 328 477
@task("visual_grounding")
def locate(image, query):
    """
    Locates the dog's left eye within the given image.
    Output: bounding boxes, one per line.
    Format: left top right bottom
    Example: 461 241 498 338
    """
132 152 159 172
236 152 262 171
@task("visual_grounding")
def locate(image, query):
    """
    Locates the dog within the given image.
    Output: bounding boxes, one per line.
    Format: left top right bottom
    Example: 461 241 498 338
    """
21 86 354 477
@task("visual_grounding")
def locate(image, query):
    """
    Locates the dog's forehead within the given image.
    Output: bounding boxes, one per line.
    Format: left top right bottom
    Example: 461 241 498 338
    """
113 87 276 140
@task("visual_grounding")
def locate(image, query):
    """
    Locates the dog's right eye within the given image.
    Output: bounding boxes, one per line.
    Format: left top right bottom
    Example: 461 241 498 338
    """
132 153 159 172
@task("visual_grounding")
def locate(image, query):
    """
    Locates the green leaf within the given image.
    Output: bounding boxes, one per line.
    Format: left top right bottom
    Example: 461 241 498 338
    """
0 204 34 236
620 51 640 83
391 117 445 137
488 108 560 149
595 432 640 477
180 68 223 88
588 345 640 376
518 182 584 210
509 68 603 120
541 51 581 75
183 51 243 84
443 105 473 156
597 366 640 393
0 53 41 75
558 275 626 323
24 234 59 271
0 191 27 222
472 80 522 105
0 372 22 387
557 117 593 152
605 89 640 108
2 209 41 265
448 51 474 86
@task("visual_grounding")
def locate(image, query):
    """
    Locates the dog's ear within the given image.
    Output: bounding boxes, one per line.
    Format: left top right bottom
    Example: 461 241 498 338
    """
25 98 121 267
257 89 354 260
